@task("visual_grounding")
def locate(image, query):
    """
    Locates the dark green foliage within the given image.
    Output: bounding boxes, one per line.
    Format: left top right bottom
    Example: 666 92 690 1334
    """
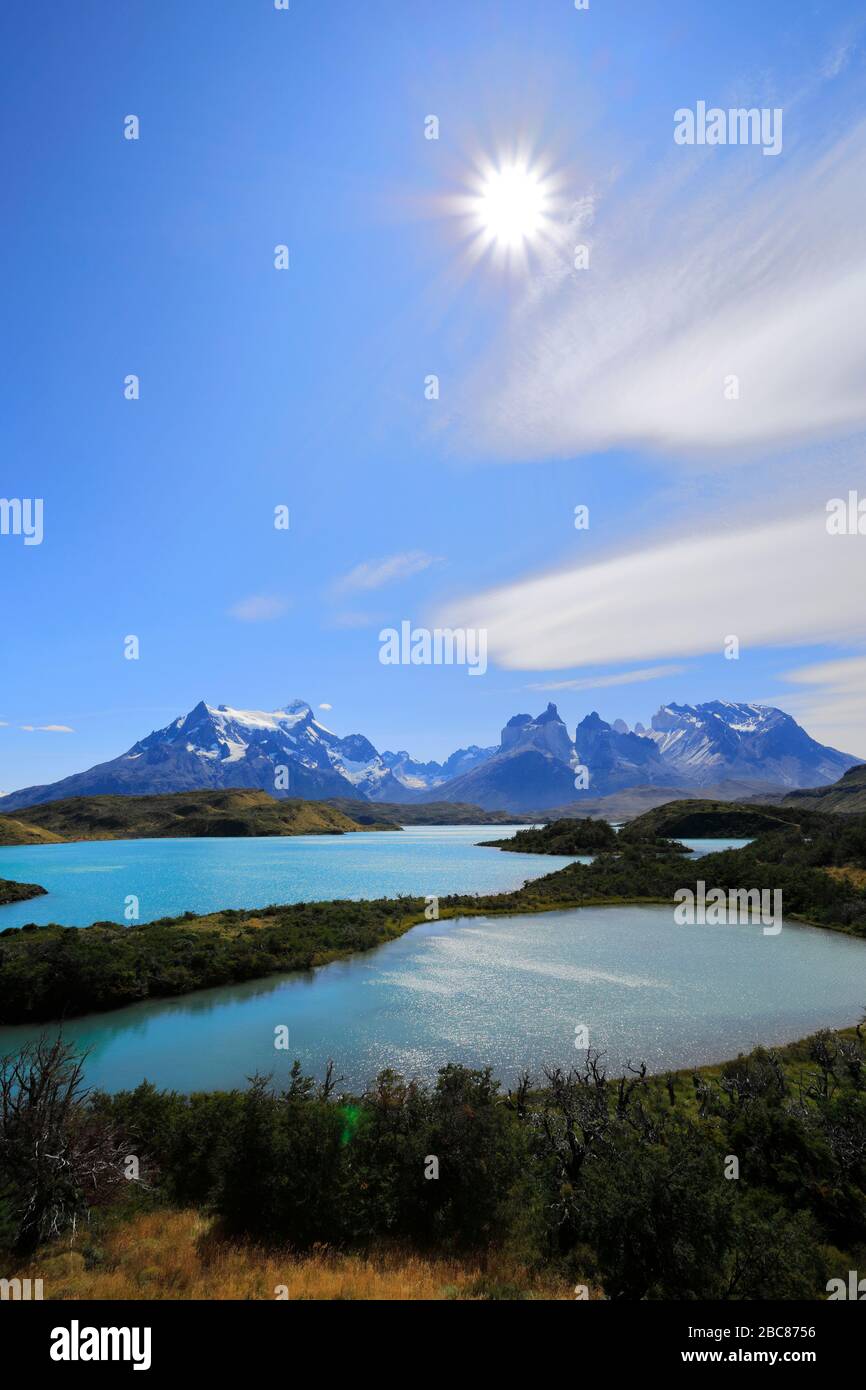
4 1030 866 1299
620 800 808 842
0 877 46 906
480 817 619 854
0 897 427 1023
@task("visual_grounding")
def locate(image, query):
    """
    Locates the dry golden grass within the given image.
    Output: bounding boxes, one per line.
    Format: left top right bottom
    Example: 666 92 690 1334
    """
825 865 866 889
17 1209 579 1301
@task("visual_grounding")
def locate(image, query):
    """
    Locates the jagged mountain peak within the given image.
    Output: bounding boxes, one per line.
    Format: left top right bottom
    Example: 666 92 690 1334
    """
0 695 859 815
536 702 565 724
646 700 858 788
282 698 313 715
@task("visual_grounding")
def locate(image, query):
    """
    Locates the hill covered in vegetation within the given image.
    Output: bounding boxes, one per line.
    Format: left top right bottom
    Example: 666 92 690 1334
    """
0 789 382 845
777 763 866 814
0 816 64 845
0 877 47 907
620 799 814 841
480 817 619 854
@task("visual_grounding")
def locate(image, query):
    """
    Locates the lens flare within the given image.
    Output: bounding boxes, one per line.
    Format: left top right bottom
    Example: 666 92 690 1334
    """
477 164 547 247
444 147 565 274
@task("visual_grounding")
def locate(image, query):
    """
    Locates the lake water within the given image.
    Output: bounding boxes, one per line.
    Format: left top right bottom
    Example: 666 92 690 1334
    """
3 826 801 1093
0 827 750 931
0 903 862 1093
0 826 580 929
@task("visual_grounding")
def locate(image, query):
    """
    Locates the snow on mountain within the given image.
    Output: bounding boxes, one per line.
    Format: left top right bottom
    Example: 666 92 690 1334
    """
0 699 496 812
0 696 859 814
643 700 860 788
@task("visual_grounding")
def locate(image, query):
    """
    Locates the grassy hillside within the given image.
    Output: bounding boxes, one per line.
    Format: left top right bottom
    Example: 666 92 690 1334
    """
0 816 64 846
778 763 866 814
620 798 815 841
0 789 382 844
12 1208 575 1301
0 877 47 906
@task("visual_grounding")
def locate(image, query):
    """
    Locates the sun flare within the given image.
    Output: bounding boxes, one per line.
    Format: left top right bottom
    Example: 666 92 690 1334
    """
446 148 563 272
477 164 547 248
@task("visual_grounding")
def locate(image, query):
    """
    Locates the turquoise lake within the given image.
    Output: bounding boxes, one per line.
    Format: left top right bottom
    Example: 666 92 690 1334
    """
0 825 575 929
0 826 857 1094
0 827 750 930
0 903 862 1094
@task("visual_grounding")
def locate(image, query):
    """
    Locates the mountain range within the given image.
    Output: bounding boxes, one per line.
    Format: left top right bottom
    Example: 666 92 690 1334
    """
0 698 859 815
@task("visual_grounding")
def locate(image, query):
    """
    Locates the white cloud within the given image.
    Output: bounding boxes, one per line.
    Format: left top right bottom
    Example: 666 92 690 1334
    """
436 512 866 672
822 44 852 79
20 724 75 733
318 702 333 710
780 655 866 757
335 551 441 593
527 664 685 693
458 122 866 461
227 595 289 622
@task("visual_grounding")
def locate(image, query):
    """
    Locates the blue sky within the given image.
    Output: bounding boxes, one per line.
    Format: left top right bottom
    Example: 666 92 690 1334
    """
3 0 866 794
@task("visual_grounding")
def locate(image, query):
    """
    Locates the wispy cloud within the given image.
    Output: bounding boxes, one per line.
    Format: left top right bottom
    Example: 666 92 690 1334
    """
780 655 866 757
458 122 866 462
227 595 289 622
822 44 852 79
527 665 685 693
318 702 333 710
328 611 379 630
437 512 866 672
20 724 75 733
335 551 441 593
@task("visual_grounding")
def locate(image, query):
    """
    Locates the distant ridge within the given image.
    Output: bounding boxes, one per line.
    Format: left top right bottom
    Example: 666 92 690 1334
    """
0 790 383 845
0 697 859 814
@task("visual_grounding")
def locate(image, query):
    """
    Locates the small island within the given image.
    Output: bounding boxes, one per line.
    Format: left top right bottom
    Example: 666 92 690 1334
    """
479 816 619 854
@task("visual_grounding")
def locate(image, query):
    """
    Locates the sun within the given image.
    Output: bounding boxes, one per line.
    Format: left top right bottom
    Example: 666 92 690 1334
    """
477 164 547 248
446 148 563 272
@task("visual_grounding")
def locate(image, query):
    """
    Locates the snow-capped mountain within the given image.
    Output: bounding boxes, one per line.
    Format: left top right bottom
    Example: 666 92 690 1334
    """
0 697 858 814
0 701 399 811
378 744 496 792
410 701 860 810
434 704 682 811
430 704 584 811
0 699 497 813
644 701 858 789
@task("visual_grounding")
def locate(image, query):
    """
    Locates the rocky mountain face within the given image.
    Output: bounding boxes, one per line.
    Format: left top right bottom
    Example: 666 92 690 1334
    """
644 701 858 789
434 705 681 812
0 698 858 814
431 704 588 811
